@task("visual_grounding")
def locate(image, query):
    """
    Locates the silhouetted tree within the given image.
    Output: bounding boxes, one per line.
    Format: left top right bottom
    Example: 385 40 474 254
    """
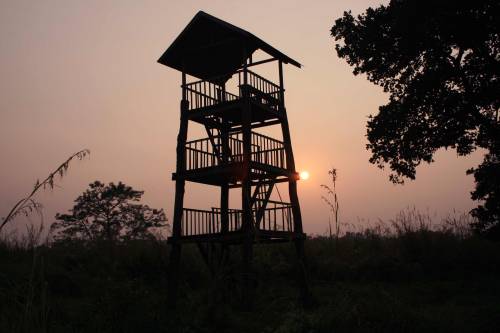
468 152 500 238
331 0 499 238
51 181 167 242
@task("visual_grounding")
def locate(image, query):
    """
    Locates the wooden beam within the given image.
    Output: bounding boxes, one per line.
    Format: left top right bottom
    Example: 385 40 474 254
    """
228 119 282 133
245 57 277 68
229 177 290 188
188 99 242 121
168 84 190 307
196 242 214 275
167 230 305 244
255 180 275 229
204 126 223 163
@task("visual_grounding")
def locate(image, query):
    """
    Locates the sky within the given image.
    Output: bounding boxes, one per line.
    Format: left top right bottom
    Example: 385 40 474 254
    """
0 0 483 236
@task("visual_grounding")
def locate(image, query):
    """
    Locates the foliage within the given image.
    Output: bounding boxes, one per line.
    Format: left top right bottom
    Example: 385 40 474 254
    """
0 149 90 232
50 181 167 243
330 0 500 236
468 152 500 238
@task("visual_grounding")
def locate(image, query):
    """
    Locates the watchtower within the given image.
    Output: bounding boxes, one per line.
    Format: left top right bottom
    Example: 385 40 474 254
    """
158 11 309 305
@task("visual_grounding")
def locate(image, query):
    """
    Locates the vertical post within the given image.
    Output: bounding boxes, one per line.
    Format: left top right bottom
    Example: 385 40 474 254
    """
278 60 312 307
217 82 231 274
241 71 253 225
221 83 230 234
220 175 229 232
241 54 254 308
278 60 302 233
168 71 189 307
242 60 252 232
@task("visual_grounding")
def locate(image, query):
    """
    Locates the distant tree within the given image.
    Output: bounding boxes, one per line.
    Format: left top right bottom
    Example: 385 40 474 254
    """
331 0 499 238
51 181 167 242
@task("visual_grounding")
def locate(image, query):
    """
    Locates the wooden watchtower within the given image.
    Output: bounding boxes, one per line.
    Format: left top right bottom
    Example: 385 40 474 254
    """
158 11 309 305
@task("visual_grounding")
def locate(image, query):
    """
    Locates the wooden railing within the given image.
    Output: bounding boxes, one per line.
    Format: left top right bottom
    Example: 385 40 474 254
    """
181 208 220 236
185 136 244 170
250 132 286 168
182 69 282 111
227 131 286 169
183 79 238 111
181 203 293 237
211 208 243 232
184 132 286 171
238 69 282 110
258 202 293 232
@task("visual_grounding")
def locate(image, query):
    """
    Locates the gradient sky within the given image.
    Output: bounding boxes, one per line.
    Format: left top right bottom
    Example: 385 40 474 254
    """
0 0 483 235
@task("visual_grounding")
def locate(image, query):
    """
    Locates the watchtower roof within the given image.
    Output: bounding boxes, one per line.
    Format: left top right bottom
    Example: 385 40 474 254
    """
157 11 301 83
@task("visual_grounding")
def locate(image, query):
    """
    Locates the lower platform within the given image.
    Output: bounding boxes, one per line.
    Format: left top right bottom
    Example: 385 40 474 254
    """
168 230 306 244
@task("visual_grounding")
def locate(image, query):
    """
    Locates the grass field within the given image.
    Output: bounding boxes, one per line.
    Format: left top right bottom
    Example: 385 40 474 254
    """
1 213 500 332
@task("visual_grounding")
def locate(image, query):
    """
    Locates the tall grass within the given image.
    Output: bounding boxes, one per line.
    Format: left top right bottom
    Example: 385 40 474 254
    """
1 209 499 332
340 207 474 238
0 149 90 232
0 223 51 333
321 167 340 241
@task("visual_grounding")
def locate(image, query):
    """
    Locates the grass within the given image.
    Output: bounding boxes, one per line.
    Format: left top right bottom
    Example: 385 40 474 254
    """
1 211 500 332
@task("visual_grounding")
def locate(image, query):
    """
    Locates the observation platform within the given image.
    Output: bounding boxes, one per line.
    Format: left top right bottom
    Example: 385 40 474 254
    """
172 130 299 187
183 69 286 130
167 206 306 244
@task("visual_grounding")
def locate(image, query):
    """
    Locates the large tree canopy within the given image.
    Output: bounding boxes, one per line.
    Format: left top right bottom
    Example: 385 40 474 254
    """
331 0 499 236
51 181 167 242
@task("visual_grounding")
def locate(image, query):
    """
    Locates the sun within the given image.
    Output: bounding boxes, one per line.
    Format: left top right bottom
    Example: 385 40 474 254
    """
299 171 310 180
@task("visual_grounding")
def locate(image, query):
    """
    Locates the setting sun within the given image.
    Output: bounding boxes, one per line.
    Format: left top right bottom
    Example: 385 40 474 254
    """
299 171 310 180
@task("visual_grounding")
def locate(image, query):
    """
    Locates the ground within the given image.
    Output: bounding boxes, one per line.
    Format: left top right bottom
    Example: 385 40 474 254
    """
1 225 500 332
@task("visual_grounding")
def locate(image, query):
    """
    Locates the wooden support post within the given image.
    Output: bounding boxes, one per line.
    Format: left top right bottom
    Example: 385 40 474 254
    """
219 114 230 277
197 242 215 276
221 184 229 232
278 60 303 234
278 60 312 307
168 72 189 307
241 62 253 234
241 58 254 308
221 116 230 234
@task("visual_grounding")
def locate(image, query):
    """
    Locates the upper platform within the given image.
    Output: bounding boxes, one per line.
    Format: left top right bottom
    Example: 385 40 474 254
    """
184 69 285 129
157 11 300 84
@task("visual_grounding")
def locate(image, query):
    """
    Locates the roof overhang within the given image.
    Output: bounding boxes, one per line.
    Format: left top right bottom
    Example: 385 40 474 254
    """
157 11 301 84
